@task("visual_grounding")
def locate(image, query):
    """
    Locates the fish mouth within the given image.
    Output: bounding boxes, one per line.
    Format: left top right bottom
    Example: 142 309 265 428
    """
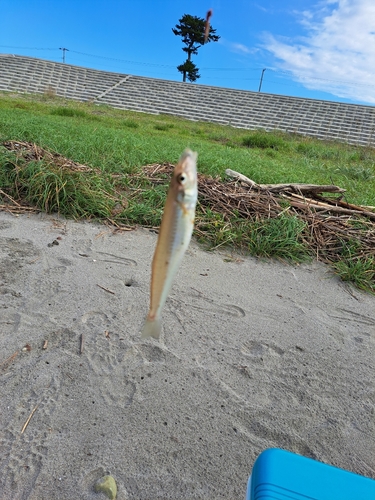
174 149 198 191
181 148 197 162
180 150 197 178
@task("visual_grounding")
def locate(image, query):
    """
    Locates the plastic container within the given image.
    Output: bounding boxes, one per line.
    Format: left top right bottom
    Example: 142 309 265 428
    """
246 448 375 500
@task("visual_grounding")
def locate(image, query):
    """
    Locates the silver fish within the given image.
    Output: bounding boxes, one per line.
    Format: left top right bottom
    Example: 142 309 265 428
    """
142 149 198 339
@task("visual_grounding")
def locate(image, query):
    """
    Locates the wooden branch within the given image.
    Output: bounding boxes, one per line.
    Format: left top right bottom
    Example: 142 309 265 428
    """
0 189 21 206
224 167 373 220
97 284 115 295
225 169 346 194
225 169 259 187
286 193 334 208
0 204 39 214
327 198 375 215
21 404 38 434
286 193 375 220
286 197 375 220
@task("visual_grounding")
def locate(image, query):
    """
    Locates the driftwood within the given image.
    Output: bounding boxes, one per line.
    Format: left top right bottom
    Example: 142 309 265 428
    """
225 168 346 195
226 168 375 221
140 163 375 268
284 194 375 221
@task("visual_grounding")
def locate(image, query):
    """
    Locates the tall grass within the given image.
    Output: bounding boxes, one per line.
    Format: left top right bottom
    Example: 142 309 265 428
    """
333 239 375 291
0 149 116 218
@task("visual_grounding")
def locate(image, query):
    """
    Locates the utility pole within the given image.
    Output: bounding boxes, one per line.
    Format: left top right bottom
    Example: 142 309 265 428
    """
59 47 69 63
258 68 266 92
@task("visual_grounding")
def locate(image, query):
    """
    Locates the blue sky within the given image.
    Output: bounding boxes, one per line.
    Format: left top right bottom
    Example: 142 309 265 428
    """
2 0 375 106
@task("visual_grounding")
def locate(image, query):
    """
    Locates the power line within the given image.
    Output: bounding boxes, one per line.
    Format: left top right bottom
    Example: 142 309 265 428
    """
0 45 263 71
68 49 176 67
68 50 262 71
1 45 375 89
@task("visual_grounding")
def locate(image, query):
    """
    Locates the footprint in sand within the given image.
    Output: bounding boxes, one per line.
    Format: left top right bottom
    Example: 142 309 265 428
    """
241 340 284 358
171 289 246 319
80 310 138 407
0 221 12 230
0 238 40 294
0 372 60 496
96 251 137 267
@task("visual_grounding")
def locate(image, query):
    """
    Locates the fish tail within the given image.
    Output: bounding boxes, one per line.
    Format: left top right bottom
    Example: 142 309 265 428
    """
141 318 162 339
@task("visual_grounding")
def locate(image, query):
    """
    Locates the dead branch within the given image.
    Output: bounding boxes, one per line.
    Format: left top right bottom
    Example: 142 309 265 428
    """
225 169 346 194
140 162 375 269
97 284 115 295
21 404 38 434
2 140 96 173
287 193 375 220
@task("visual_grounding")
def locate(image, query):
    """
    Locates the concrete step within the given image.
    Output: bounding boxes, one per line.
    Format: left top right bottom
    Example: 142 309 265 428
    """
1 54 375 146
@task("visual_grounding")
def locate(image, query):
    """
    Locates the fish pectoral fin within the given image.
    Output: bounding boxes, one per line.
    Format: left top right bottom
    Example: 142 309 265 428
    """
141 318 162 339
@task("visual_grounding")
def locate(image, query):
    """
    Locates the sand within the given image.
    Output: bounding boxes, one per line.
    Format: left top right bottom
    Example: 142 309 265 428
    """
0 210 374 499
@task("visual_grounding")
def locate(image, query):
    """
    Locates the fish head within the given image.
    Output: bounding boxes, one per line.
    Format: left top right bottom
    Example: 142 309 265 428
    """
171 149 198 205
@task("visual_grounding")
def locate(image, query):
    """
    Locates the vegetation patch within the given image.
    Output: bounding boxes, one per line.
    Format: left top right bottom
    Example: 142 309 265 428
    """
50 106 89 118
137 162 375 292
242 131 288 150
1 92 374 292
0 141 117 218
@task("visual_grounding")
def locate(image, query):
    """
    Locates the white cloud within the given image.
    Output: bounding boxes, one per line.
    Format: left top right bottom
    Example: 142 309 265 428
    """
219 38 259 56
230 42 254 55
263 0 375 103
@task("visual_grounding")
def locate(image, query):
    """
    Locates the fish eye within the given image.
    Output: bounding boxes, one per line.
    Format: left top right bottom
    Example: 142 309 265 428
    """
177 173 186 184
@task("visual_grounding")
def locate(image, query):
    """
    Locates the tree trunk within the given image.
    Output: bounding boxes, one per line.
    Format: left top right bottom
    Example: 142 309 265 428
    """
184 51 191 82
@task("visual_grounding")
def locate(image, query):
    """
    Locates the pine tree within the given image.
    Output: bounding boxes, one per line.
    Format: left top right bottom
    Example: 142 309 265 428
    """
176 60 200 83
172 14 220 82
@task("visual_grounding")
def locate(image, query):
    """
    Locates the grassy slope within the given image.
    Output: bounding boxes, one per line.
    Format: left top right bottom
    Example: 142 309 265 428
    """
0 92 374 291
1 92 374 204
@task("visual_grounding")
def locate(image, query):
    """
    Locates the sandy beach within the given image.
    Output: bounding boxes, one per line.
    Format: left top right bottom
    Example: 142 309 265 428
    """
0 210 374 499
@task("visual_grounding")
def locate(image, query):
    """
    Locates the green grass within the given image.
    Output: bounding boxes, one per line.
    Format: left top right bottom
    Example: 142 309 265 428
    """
0 147 116 218
50 106 90 119
0 91 374 292
193 210 310 262
332 239 375 291
1 92 375 204
242 130 288 150
247 215 309 261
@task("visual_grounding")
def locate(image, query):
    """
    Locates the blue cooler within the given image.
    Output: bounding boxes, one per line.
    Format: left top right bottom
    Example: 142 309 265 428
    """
246 448 375 500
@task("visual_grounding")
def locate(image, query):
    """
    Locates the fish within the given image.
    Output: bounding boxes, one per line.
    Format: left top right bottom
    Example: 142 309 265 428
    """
142 149 198 339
